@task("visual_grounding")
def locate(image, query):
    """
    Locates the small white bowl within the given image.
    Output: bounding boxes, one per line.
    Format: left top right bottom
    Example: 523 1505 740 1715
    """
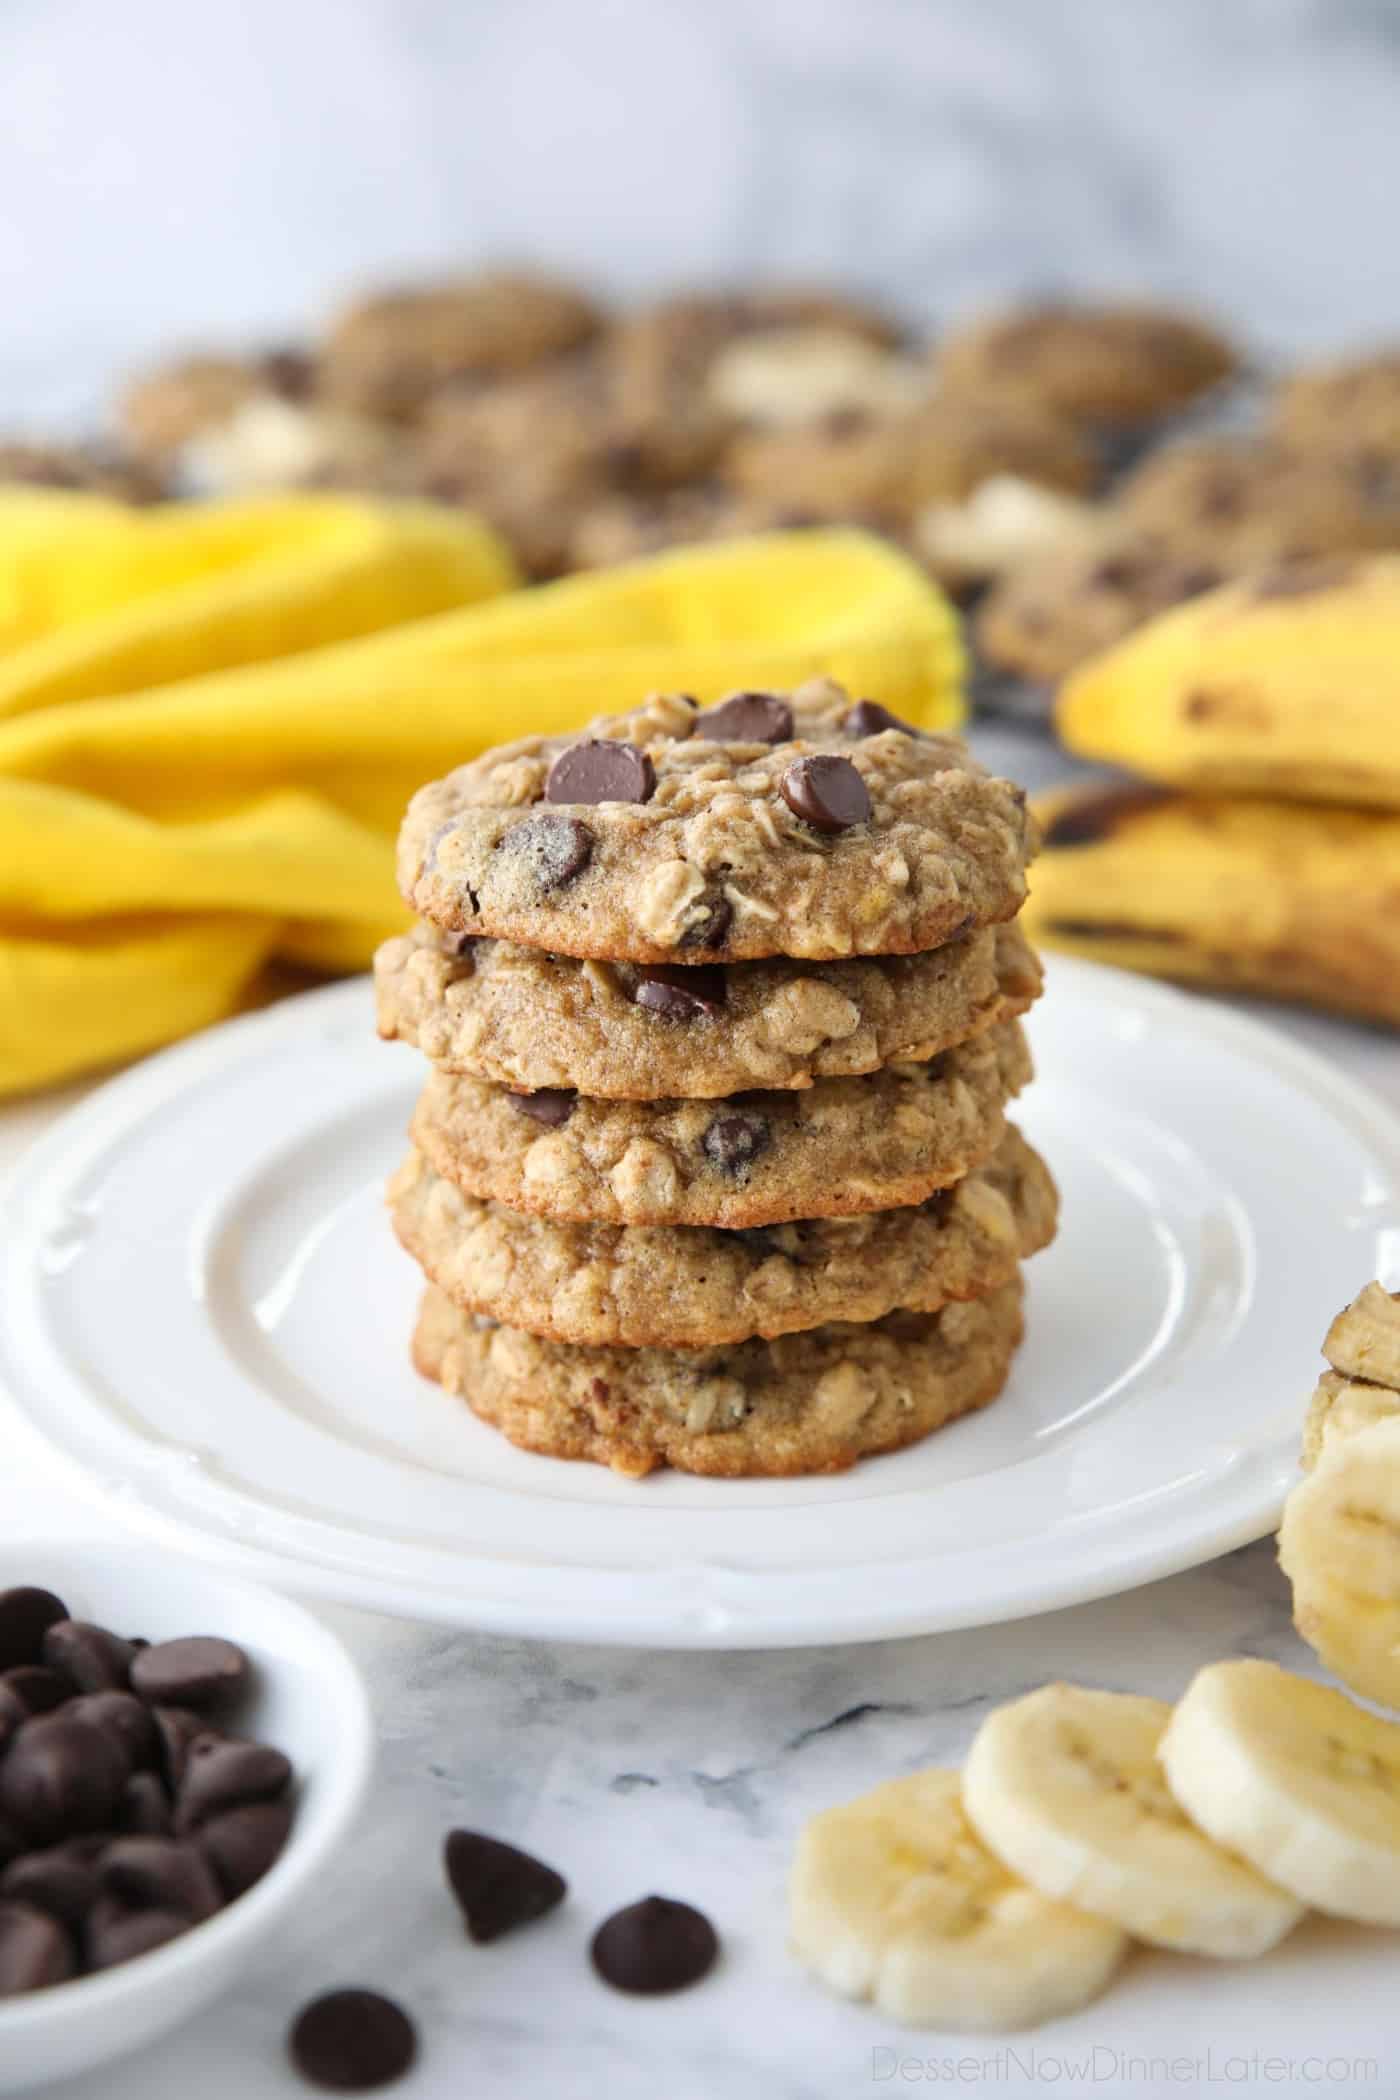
0 1544 372 2091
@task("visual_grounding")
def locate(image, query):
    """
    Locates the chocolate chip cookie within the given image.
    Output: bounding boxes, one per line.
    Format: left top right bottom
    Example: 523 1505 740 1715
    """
374 919 1041 1098
397 682 1034 964
388 1124 1057 1347
1115 439 1400 564
934 301 1237 428
0 440 169 505
412 1278 1024 1478
974 534 1229 686
409 1018 1031 1229
1270 350 1400 465
119 349 315 464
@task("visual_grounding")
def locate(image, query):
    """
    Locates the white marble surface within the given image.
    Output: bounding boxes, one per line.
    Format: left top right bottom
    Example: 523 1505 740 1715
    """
2 723 1398 2096
8 0 1400 426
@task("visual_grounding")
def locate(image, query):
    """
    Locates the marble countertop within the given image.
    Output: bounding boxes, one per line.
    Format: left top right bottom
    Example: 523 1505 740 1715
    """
4 723 1399 2099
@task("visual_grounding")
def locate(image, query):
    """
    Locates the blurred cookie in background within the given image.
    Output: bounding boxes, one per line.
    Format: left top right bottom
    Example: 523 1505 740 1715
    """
933 299 1238 431
0 438 169 504
975 533 1227 686
912 474 1108 598
119 346 315 467
706 326 929 430
1115 437 1400 564
1269 348 1400 465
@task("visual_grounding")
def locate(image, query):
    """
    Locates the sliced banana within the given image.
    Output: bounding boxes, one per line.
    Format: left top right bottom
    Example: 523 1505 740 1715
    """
788 1768 1126 2031
962 1683 1303 1957
1301 1370 1400 1472
1283 1554 1400 1711
1279 1420 1400 1610
1161 1658 1400 1926
1324 1282 1400 1390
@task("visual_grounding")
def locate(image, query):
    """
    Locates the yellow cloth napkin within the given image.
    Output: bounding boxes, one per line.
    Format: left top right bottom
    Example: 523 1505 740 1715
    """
0 492 964 1095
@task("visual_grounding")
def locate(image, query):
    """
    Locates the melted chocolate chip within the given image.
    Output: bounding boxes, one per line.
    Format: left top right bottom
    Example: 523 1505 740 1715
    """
677 892 732 951
590 1894 719 1995
129 1637 250 1713
498 813 594 892
289 1989 419 2092
693 692 793 743
444 1829 567 1943
545 739 655 806
779 754 871 833
843 699 920 738
701 1114 771 1175
1041 786 1175 850
632 966 727 1019
0 1589 68 1671
507 1088 576 1128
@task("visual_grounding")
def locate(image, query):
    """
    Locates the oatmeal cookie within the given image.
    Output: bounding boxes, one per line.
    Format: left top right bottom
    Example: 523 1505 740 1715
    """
409 1018 1032 1228
974 534 1230 686
397 681 1035 963
1270 350 1400 464
320 270 602 421
0 440 168 504
934 301 1237 427
375 919 1041 1098
412 1278 1024 1478
1114 440 1400 565
119 348 315 463
388 1124 1057 1347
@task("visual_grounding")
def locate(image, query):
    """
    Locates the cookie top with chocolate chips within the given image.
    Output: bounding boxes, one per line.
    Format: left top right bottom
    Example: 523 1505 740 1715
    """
397 679 1034 963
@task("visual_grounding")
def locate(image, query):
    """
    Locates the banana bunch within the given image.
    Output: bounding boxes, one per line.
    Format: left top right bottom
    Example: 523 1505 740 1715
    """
790 1659 1400 2032
1056 557 1400 811
1023 784 1400 1025
1281 1283 1400 1706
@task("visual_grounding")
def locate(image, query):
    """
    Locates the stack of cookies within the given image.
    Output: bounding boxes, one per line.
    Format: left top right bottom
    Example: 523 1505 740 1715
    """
375 678 1055 1478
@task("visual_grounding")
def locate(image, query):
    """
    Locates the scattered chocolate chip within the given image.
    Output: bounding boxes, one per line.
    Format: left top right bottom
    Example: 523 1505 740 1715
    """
101 1837 221 1921
701 1114 771 1175
0 1588 68 1671
129 1636 250 1714
1 1667 71 1716
590 1894 719 1995
0 1715 126 1845
693 692 793 743
0 1900 75 1995
117 1771 173 1837
289 1989 419 2092
2 1842 103 1927
498 813 594 892
200 1800 293 1899
177 1736 291 1830
843 699 920 738
444 1830 567 1944
545 739 655 806
41 1621 133 1694
779 754 871 834
506 1088 576 1128
85 1898 189 1972
677 892 732 951
152 1705 206 1790
632 966 727 1019
1040 786 1175 850
67 1691 158 1773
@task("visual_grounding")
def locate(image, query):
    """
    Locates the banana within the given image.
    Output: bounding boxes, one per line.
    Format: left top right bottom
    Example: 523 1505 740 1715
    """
1286 1561 1400 1713
1056 555 1400 811
1301 1371 1400 1472
1279 1420 1400 1608
1324 1281 1400 1389
1160 1658 1400 1927
1024 784 1400 1025
961 1684 1304 1957
788 1768 1126 2031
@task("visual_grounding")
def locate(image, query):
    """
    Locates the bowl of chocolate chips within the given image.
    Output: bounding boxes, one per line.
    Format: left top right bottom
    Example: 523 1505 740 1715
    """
0 1546 371 2090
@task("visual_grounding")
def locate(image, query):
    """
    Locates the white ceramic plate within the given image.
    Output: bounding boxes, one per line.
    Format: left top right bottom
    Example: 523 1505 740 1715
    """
2 962 1398 1649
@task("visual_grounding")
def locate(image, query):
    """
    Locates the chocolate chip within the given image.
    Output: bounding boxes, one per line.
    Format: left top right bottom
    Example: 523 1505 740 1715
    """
506 1088 576 1128
152 1705 205 1790
0 1714 126 1844
289 1989 419 2092
1041 786 1175 850
261 346 316 401
677 891 732 951
444 1829 566 1942
633 965 726 1019
117 1771 173 1837
41 1621 133 1693
590 1894 719 1995
0 1900 75 1995
67 1691 158 1772
701 1114 771 1175
0 1819 25 1870
101 1837 222 1921
177 1735 291 1830
2 1842 103 1927
129 1637 250 1714
200 1800 293 1898
545 739 655 806
498 813 594 892
1 1667 71 1716
843 699 920 738
0 1686 27 1743
85 1897 189 1972
693 692 794 743
0 1588 68 1670
779 754 871 834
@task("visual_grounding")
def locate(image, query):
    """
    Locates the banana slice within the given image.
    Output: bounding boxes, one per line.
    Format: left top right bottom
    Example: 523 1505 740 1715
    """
1285 1559 1400 1712
788 1768 1126 2031
962 1684 1303 1957
1279 1420 1400 1608
1324 1282 1400 1390
1301 1370 1400 1471
1161 1658 1400 1926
